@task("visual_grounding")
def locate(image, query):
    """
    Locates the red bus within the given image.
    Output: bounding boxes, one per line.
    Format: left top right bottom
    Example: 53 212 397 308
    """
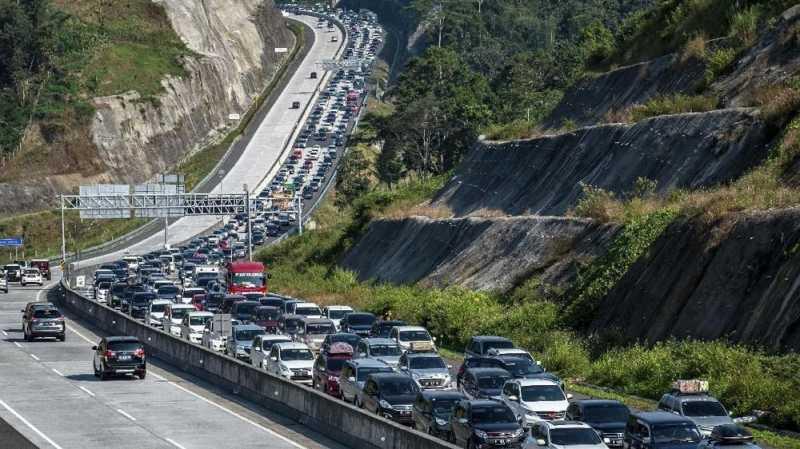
225 261 267 295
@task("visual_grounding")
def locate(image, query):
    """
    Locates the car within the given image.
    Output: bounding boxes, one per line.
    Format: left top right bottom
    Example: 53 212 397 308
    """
697 424 762 449
566 400 630 448
529 420 609 449
354 337 403 368
278 313 304 340
22 304 65 341
129 292 156 320
370 319 407 338
226 323 265 361
449 399 526 448
389 325 437 353
487 348 536 362
180 311 214 344
320 332 362 355
340 312 376 337
310 71 318 79
0 273 7 293
21 268 43 286
490 356 563 389
92 336 146 380
156 284 181 302
294 302 324 319
251 334 293 369
460 366 513 401
299 317 337 353
413 390 466 440
501 378 571 426
657 381 734 436
623 412 702 449
465 336 516 359
162 303 195 336
292 100 301 109
230 300 261 323
398 352 453 390
339 358 394 404
323 305 354 330
252 306 281 333
30 259 51 280
312 341 354 397
4 264 22 282
95 281 111 303
148 299 172 328
266 341 315 385
360 372 419 425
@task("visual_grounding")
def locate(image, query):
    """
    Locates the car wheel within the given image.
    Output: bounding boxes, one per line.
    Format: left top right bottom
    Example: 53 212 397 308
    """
93 363 100 378
138 371 146 380
58 334 65 342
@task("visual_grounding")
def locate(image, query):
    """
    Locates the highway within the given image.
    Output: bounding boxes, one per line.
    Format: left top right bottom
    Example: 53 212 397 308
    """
75 12 345 270
0 269 347 449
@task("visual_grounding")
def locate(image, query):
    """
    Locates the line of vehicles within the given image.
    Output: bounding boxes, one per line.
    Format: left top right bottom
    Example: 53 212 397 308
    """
1 259 51 291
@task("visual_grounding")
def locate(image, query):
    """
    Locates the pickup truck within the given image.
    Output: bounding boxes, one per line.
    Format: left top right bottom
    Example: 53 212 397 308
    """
180 311 214 344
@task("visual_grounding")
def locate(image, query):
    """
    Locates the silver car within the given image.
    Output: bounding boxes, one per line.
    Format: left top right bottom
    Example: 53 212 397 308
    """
354 337 402 369
398 352 453 390
339 358 393 405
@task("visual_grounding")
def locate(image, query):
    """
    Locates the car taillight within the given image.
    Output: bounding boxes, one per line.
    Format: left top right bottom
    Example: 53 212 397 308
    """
134 348 145 358
104 350 115 358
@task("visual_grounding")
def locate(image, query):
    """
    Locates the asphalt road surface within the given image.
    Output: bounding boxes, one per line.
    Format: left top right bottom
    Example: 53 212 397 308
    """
0 269 347 449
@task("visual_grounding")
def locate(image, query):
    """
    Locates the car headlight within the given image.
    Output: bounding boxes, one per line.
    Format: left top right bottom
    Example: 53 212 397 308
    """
512 428 525 438
379 399 393 410
279 364 291 374
474 429 488 440
604 437 612 444
435 417 448 426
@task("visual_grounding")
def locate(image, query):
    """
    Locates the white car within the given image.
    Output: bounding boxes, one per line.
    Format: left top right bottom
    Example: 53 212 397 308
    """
95 283 111 303
324 305 354 331
265 342 315 385
487 347 536 362
162 303 196 336
529 420 608 449
501 378 571 427
148 299 172 328
0 275 8 293
21 268 43 286
293 302 323 319
181 311 214 344
389 325 437 353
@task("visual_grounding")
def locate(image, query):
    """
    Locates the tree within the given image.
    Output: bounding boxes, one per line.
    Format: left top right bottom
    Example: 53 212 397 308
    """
335 147 373 207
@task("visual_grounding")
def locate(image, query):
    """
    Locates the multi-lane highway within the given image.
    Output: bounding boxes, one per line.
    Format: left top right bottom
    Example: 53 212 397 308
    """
75 12 345 269
0 269 346 449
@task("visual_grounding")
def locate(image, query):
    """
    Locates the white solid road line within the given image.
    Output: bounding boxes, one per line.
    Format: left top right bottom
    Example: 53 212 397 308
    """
0 398 65 449
1 330 7 336
13 342 21 348
165 438 188 449
79 386 95 397
116 409 136 421
51 368 63 376
29 354 39 361
149 371 307 449
67 325 95 345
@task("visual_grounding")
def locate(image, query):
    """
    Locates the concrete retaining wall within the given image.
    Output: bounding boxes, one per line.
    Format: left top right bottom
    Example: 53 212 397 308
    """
57 283 456 449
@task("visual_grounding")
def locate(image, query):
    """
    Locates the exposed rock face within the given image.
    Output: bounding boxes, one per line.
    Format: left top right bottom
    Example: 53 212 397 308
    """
91 0 293 183
591 209 800 352
341 216 620 292
432 109 773 217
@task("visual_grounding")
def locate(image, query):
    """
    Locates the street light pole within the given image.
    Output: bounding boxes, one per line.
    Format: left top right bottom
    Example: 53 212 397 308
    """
244 184 252 261
297 195 303 236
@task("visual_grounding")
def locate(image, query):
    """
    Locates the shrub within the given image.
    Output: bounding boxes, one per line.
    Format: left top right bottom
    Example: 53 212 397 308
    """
704 47 737 85
729 6 761 48
630 94 719 121
572 184 623 223
680 34 707 63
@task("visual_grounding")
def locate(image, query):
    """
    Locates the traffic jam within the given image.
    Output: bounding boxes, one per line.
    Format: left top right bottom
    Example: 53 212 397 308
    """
53 6 763 449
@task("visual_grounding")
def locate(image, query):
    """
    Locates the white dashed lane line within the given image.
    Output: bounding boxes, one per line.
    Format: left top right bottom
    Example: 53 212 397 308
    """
29 354 39 361
78 386 95 398
116 409 136 421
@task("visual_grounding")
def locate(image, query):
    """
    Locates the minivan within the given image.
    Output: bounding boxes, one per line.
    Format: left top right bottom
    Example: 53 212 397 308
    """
624 412 702 449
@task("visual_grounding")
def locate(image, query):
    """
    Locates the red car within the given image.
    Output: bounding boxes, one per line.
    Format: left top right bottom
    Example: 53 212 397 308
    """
191 294 207 311
312 342 353 397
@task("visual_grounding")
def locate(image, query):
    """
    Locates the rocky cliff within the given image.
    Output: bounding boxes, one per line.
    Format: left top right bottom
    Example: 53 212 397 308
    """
590 208 800 352
341 216 619 293
432 109 773 217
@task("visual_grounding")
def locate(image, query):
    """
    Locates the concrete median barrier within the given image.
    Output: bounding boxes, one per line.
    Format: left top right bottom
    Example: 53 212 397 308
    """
57 282 457 449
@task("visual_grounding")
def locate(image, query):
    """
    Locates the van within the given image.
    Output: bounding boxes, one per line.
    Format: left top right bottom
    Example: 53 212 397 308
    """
624 412 702 449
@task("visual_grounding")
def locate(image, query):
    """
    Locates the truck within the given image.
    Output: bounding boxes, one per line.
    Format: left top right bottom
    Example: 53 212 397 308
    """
225 261 267 295
202 314 235 353
29 259 51 280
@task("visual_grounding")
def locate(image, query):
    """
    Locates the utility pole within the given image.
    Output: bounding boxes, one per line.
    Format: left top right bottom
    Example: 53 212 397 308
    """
297 196 303 236
60 195 66 264
164 216 168 248
244 184 252 261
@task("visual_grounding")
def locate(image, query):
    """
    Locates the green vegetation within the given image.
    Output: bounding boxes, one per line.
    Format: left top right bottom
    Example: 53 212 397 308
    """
627 94 719 121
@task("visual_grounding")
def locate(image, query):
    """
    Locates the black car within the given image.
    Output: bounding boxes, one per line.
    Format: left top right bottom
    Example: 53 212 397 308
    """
567 400 630 448
450 399 526 448
413 390 466 439
460 367 512 400
369 319 407 338
361 373 419 425
130 292 155 320
121 284 147 313
491 356 563 389
92 336 146 380
231 300 260 323
465 335 515 359
340 312 376 337
321 333 362 355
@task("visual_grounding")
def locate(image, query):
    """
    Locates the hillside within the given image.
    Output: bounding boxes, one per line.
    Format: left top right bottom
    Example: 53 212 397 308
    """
0 0 293 213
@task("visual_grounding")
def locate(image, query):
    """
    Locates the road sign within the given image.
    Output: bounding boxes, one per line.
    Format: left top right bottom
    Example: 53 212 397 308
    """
274 47 288 53
0 237 23 247
228 113 241 121
75 276 85 288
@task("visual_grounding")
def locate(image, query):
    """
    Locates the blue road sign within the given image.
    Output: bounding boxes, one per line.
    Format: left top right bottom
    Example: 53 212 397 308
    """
0 237 23 247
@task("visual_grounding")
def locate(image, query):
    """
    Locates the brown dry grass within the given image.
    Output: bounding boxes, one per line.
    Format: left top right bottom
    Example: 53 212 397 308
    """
680 34 708 63
378 203 454 220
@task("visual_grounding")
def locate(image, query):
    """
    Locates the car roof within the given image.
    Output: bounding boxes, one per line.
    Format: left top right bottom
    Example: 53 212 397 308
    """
295 302 319 307
634 411 697 425
151 299 172 305
514 378 560 386
302 317 333 324
274 342 310 350
544 420 592 429
232 324 263 330
472 335 513 342
106 336 139 343
573 399 626 407
326 305 353 310
349 358 390 368
671 394 719 403
467 367 510 377
262 335 292 341
363 337 396 345
394 326 427 332
406 352 442 359
188 311 214 317
421 390 465 400
467 399 504 408
170 303 196 309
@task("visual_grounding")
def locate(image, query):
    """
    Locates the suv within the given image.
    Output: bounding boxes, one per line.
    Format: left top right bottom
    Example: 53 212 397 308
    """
501 378 571 426
490 355 563 388
449 399 526 448
92 336 146 380
657 386 733 435
465 336 515 359
530 420 608 449
460 367 512 400
389 325 436 353
567 400 630 448
4 264 22 282
340 312 376 337
251 334 292 369
323 305 354 330
22 304 65 341
360 372 419 425
413 390 466 440
266 341 315 385
21 268 43 286
226 324 264 361
398 352 453 390
624 412 702 449
339 358 394 404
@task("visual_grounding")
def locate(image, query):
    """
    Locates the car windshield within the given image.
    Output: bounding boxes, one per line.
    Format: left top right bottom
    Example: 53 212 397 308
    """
431 398 459 416
327 309 350 319
158 286 178 295
98 282 111 290
550 428 603 445
521 385 566 402
370 344 401 356
682 401 727 417
332 334 361 347
108 341 141 351
307 324 335 334
150 304 167 313
171 308 191 319
653 425 702 444
232 273 264 287
256 310 280 320
357 367 391 381
399 330 431 342
235 303 259 315
263 338 290 350
235 329 262 341
24 269 39 275
484 340 514 352
471 406 516 424
583 404 630 423
326 358 347 371
380 380 417 396
282 349 314 361
502 359 544 376
478 374 511 389
296 307 322 316
409 357 446 370
347 314 374 325
133 295 152 304
33 309 61 318
190 316 211 326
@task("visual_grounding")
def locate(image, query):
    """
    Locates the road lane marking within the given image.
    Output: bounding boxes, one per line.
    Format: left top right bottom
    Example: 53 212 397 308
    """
1 330 6 336
78 386 95 397
0 398 64 449
66 325 95 345
165 438 188 449
116 409 136 421
149 371 306 449
29 354 39 361
13 342 21 348
51 368 63 376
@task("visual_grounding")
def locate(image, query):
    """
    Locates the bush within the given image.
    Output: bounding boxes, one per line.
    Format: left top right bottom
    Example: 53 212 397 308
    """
704 47 738 85
630 94 719 121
